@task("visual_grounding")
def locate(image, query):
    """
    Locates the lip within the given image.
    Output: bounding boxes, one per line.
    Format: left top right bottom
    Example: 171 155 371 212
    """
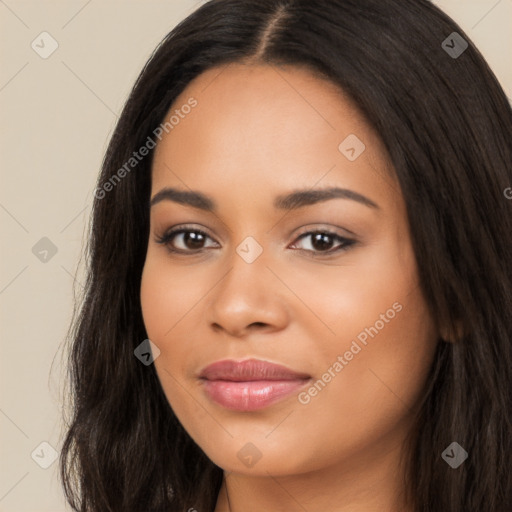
199 359 311 411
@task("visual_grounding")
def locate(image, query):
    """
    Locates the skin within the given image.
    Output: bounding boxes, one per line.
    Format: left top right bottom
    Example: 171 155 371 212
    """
140 63 440 512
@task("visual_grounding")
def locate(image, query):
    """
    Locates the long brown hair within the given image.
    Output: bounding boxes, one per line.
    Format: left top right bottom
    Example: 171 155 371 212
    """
60 1 512 510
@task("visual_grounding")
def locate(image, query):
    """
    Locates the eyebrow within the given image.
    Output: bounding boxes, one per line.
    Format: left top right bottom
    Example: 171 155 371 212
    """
150 186 379 211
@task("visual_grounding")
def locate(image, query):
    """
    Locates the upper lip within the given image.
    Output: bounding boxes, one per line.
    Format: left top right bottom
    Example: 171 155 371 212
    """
199 358 311 382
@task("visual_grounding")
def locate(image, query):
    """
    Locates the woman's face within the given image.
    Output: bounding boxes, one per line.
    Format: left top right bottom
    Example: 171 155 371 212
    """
140 63 439 476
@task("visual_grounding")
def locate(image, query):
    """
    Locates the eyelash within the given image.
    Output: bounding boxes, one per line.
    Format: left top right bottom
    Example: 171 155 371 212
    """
155 225 357 257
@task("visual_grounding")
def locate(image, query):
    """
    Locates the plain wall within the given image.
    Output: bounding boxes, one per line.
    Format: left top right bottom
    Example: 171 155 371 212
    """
0 1 510 510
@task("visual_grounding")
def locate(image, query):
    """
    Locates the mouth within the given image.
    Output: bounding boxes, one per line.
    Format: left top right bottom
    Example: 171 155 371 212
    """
198 358 311 411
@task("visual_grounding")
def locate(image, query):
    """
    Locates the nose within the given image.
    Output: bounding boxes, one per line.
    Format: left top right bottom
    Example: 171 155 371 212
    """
206 247 290 338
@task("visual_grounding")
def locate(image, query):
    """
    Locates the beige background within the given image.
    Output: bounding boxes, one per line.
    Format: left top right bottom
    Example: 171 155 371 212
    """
0 1 510 511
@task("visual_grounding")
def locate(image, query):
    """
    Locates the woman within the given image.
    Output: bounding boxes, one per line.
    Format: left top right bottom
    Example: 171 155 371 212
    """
60 1 512 511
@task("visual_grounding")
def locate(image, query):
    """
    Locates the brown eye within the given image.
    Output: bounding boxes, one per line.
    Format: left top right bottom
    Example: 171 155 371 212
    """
156 228 219 253
179 231 207 250
291 231 356 255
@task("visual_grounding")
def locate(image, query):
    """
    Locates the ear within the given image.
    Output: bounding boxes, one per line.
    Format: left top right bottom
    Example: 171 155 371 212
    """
439 319 465 343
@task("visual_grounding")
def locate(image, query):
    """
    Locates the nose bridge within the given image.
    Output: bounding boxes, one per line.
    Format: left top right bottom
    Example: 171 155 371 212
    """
219 234 271 300
207 234 289 334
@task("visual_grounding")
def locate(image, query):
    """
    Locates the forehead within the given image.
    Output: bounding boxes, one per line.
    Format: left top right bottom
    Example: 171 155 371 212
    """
151 63 397 206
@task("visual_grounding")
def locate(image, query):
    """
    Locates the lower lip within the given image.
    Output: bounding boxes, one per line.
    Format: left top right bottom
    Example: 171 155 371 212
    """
201 379 310 411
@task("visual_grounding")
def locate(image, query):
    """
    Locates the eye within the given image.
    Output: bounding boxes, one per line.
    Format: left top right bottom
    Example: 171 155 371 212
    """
155 226 356 257
155 226 219 254
289 230 356 256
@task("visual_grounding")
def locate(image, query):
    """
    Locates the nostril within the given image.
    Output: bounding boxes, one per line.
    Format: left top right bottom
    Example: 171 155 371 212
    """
250 322 267 328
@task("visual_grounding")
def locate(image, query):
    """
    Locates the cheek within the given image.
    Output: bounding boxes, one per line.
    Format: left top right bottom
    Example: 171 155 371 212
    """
286 291 437 473
311 279 436 434
276 242 417 355
139 256 216 402
140 256 207 341
139 258 201 395
140 260 209 429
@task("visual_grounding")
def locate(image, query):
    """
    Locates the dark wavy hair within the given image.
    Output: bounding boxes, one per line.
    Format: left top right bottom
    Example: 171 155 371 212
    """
59 0 512 510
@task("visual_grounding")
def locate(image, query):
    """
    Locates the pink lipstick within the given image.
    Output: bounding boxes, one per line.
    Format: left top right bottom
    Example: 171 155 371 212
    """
199 358 311 411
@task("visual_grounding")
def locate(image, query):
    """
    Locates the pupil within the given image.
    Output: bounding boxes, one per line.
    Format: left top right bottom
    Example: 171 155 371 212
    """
312 233 333 251
185 232 204 249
